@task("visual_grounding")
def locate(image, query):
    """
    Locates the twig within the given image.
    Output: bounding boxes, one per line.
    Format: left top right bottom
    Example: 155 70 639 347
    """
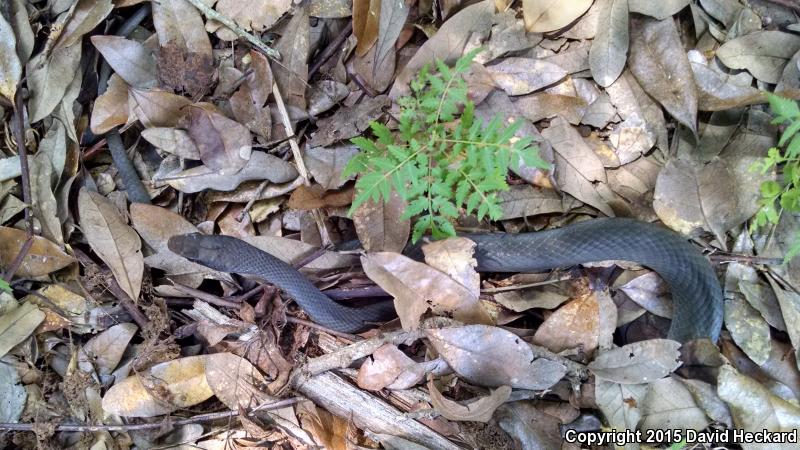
286 317 362 341
708 253 784 266
309 22 353 78
183 0 280 59
108 278 149 328
0 397 304 432
170 283 241 309
480 274 572 293
2 87 35 281
323 285 390 300
271 82 310 184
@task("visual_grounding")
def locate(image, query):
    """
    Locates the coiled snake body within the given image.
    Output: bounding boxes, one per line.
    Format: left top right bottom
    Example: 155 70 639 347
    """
168 218 723 342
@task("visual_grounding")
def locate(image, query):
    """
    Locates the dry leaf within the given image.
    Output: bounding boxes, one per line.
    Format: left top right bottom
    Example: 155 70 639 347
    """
161 151 298 193
589 0 628 87
588 339 682 384
353 192 410 253
305 144 360 190
495 185 568 220
522 0 592 32
0 13 22 101
91 35 157 89
273 7 309 109
0 302 45 358
78 188 144 301
640 377 710 432
361 252 492 329
241 235 358 271
514 94 588 125
56 0 113 49
606 70 668 150
129 87 192 128
212 0 291 36
629 15 698 134
0 226 73 277
716 31 800 84
287 184 353 209
425 325 567 390
102 355 213 417
717 364 800 434
204 352 272 410
90 74 130 134
141 127 201 160
422 237 479 297
595 379 648 437
532 292 602 354
27 42 82 123
29 153 62 245
181 103 252 175
357 344 431 390
354 0 381 56
487 58 567 96
628 0 689 19
79 323 137 375
429 380 511 422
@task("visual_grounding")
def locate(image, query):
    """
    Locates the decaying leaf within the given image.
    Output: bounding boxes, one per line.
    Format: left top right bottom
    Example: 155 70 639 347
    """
629 15 698 134
91 74 130 134
0 226 74 277
141 127 201 160
361 253 492 329
716 31 800 84
305 144 360 190
522 0 592 33
129 87 192 128
0 13 22 101
102 355 213 417
79 323 138 375
27 42 82 122
595 378 648 437
425 325 567 390
588 339 682 384
204 352 272 410
180 103 252 175
353 192 410 253
78 188 144 301
640 377 710 432
273 6 309 110
532 291 610 355
589 0 628 87
91 35 157 89
717 364 800 434
487 58 567 96
160 151 298 193
56 0 113 50
0 302 45 358
429 380 511 422
357 344 434 390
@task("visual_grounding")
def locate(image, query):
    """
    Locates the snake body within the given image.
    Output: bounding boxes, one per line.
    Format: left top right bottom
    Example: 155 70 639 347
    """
168 218 723 342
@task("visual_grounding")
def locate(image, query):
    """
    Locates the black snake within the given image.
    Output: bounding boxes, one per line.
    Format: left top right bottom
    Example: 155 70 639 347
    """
168 218 723 342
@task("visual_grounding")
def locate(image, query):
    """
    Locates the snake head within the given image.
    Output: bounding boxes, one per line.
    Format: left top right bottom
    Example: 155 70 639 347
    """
168 233 233 271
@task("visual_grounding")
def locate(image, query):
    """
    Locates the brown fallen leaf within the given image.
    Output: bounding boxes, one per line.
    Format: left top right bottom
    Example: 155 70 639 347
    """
79 323 138 375
90 73 130 134
353 192 410 253
422 237 479 298
588 339 682 384
629 15 698 135
487 58 567 96
428 380 511 422
353 0 381 56
357 344 435 391
230 50 273 139
425 325 567 390
0 302 45 358
305 144 360 190
204 352 273 410
272 7 309 110
595 379 648 436
78 188 144 301
56 0 113 50
589 0 628 87
522 0 592 32
101 355 213 417
0 226 74 277
717 364 800 434
91 35 157 89
606 70 668 150
180 102 252 175
716 30 800 84
0 11 22 101
26 41 82 123
161 150 298 193
287 184 353 210
129 87 192 128
141 127 201 160
361 252 492 330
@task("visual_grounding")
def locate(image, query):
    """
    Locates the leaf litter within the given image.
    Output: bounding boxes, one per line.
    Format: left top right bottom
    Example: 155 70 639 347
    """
1 0 800 448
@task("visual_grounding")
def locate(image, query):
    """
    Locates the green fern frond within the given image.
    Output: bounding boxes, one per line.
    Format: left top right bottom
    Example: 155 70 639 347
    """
346 48 549 242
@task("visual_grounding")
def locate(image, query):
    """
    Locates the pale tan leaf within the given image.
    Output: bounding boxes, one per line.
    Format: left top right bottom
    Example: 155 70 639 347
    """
0 302 45 358
153 0 214 56
522 0 592 32
429 381 511 422
78 188 144 301
27 42 82 122
640 377 710 432
595 379 647 435
532 291 602 354
357 344 432 391
716 31 800 84
90 74 130 134
629 15 698 134
213 0 291 35
29 153 63 245
422 237 479 298
128 88 192 128
361 253 493 330
9 0 34 65
354 0 381 56
141 127 200 160
495 185 568 220
391 0 498 97
91 35 157 89
588 339 682 384
273 7 309 109
56 0 113 49
0 13 21 101
589 0 628 87
180 103 252 175
724 294 770 366
102 355 213 417
353 192 410 253
0 226 74 277
606 70 668 150
80 323 138 375
487 58 567 96
204 352 272 410
425 325 567 390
